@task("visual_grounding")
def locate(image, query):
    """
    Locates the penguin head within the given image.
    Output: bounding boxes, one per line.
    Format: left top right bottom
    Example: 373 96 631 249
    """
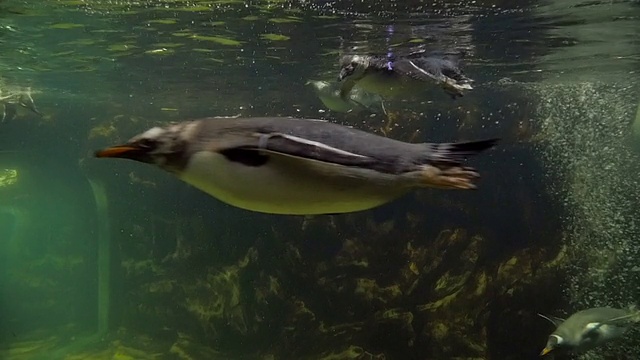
540 334 564 356
95 123 188 173
338 55 370 82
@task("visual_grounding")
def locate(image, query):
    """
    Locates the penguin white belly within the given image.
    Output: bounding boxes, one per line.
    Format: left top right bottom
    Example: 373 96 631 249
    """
178 151 409 215
357 73 421 98
318 93 356 113
593 324 628 343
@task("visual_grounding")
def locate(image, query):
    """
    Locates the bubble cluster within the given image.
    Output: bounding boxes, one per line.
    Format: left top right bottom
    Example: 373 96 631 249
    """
533 80 640 358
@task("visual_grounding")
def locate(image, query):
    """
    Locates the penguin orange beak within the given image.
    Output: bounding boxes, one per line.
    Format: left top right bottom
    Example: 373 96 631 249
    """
95 143 156 164
540 347 553 356
95 145 140 159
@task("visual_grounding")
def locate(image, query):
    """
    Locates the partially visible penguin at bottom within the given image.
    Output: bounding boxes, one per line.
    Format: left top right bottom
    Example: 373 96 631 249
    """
538 306 640 357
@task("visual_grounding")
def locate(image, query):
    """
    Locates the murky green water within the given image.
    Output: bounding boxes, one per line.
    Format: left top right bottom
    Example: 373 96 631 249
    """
0 0 639 359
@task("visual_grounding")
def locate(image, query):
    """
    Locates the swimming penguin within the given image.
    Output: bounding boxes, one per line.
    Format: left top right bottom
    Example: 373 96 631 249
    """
95 117 498 215
306 80 385 114
0 87 42 123
338 51 474 101
0 89 13 122
539 307 640 356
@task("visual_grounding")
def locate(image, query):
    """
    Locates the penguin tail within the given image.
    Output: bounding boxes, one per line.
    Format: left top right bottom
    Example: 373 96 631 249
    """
426 138 500 165
627 304 640 322
418 138 499 190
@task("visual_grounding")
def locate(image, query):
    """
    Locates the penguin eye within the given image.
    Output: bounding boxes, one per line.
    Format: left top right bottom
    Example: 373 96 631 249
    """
136 138 157 149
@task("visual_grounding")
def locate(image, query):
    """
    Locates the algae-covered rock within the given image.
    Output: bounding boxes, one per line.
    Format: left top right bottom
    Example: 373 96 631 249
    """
182 266 248 337
0 168 17 187
78 151 564 360
169 332 223 360
313 345 386 360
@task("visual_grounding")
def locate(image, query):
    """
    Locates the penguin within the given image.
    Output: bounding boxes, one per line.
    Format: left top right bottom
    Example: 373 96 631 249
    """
95 117 498 215
338 50 474 101
539 307 640 356
0 89 12 123
0 87 42 123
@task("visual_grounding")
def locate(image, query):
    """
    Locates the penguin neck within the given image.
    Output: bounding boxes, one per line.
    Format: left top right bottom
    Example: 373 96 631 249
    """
550 334 563 344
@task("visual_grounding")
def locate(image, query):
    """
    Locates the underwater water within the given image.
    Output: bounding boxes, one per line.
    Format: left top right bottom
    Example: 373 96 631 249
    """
0 0 639 359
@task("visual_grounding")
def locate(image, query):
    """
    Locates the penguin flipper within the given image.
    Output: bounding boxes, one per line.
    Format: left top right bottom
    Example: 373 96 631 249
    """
393 58 473 98
537 313 564 327
582 314 636 338
245 132 379 168
391 59 442 83
601 312 640 325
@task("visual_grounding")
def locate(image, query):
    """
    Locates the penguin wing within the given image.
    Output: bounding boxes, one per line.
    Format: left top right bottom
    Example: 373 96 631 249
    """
219 132 380 168
537 313 565 327
398 56 473 84
582 322 605 342
391 58 443 83
601 312 640 325
583 318 630 337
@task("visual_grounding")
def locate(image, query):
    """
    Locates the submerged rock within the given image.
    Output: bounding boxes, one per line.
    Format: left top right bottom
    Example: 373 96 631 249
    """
0 168 17 188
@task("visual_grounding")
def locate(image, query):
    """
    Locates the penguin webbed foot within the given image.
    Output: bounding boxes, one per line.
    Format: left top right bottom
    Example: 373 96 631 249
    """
419 165 481 190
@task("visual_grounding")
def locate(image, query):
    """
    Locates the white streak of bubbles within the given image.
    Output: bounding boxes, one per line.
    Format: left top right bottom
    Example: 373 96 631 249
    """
532 80 640 359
